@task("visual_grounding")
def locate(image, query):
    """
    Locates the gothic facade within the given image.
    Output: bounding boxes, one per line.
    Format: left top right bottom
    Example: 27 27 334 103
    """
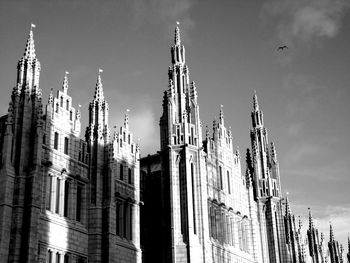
0 25 348 263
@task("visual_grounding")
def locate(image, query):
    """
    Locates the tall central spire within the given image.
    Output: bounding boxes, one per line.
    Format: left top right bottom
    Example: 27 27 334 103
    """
308 208 314 229
94 69 105 101
175 22 181 45
171 22 185 65
24 25 36 60
253 90 259 111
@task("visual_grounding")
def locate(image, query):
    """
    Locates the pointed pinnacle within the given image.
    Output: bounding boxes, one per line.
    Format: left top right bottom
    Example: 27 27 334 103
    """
205 125 210 138
253 90 259 111
236 146 240 157
124 109 130 128
219 105 224 125
175 23 181 45
24 26 36 59
285 193 291 215
94 69 104 101
48 88 54 104
62 71 69 93
330 223 334 243
308 208 314 229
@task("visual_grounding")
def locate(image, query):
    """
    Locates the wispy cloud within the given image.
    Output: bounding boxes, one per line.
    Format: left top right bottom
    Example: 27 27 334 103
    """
129 0 195 42
107 89 159 155
262 0 350 47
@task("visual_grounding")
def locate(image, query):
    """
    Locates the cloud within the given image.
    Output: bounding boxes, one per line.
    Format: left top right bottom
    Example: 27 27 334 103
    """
129 0 195 42
107 88 159 156
129 108 159 155
262 0 350 46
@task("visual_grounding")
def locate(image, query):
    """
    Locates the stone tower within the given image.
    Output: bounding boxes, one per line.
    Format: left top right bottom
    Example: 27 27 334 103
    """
158 23 207 263
249 91 288 262
86 70 141 263
0 26 43 262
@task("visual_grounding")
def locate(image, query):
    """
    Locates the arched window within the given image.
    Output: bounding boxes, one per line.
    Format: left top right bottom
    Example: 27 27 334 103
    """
47 250 52 263
56 252 61 263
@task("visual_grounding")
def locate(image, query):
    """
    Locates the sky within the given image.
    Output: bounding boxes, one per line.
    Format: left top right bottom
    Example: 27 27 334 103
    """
0 0 349 247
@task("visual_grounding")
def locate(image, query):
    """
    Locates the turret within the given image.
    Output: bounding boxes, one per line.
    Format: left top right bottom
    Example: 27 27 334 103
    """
9 24 43 173
160 23 201 150
86 69 109 144
328 223 341 263
250 91 281 199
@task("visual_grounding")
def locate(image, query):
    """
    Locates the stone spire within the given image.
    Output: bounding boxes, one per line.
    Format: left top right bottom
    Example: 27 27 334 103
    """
23 24 36 60
124 109 130 129
253 90 259 111
308 208 314 229
330 223 334 243
285 193 291 215
219 105 224 125
62 71 69 93
175 21 181 45
271 142 277 160
48 88 53 104
94 69 105 101
14 24 41 98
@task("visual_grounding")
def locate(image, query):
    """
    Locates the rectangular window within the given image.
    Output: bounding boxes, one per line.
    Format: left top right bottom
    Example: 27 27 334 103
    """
64 137 69 155
64 254 70 263
120 164 124 181
191 127 194 145
219 166 223 190
46 176 53 210
66 99 69 110
227 171 231 194
129 205 133 240
76 185 82 222
191 163 196 234
64 180 69 217
116 201 120 236
55 178 61 214
69 111 73 121
128 168 132 184
54 132 59 150
124 203 128 239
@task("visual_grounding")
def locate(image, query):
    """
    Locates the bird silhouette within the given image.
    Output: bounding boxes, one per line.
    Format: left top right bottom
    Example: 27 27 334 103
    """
277 45 288 51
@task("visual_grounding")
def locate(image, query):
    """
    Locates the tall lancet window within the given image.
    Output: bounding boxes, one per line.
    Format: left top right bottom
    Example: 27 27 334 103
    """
191 163 196 234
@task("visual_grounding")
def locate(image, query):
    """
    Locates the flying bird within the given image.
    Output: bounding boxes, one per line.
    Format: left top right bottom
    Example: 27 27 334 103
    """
277 45 288 51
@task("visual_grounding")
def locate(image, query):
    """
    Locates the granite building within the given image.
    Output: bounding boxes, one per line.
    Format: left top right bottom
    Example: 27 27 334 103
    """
0 25 348 263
